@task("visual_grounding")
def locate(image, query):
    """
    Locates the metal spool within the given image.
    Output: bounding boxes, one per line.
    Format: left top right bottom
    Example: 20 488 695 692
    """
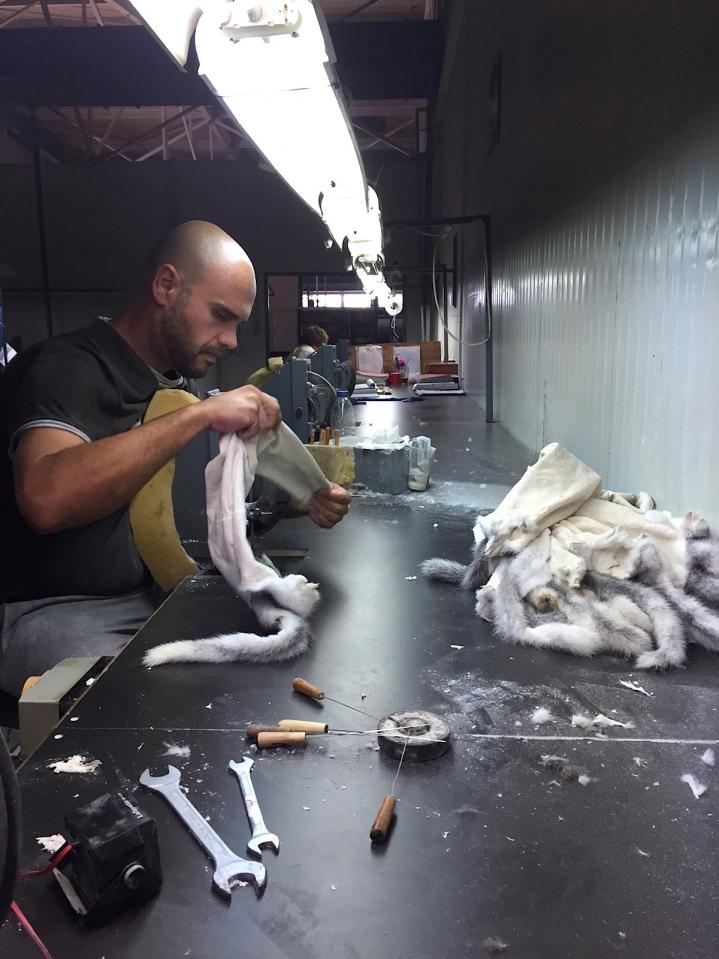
377 710 451 762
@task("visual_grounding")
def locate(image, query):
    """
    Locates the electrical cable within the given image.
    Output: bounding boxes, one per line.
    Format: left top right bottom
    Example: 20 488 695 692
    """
0 730 21 927
18 843 73 881
432 226 493 348
10 901 54 959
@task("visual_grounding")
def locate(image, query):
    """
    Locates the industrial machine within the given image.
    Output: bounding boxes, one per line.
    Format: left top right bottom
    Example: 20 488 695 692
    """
248 341 354 444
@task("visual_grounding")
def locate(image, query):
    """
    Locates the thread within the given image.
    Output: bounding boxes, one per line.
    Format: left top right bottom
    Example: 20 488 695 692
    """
390 734 410 794
323 697 380 722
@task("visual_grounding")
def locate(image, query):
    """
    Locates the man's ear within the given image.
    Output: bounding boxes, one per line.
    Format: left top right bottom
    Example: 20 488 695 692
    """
152 263 182 306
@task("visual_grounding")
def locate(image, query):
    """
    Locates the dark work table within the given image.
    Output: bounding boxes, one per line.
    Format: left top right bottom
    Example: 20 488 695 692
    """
3 395 719 959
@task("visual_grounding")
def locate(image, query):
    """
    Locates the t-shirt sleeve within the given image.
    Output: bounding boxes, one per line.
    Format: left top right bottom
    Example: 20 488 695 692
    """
7 347 103 456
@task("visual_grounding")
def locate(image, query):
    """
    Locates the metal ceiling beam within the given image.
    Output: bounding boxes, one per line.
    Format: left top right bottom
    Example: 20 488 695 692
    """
338 0 383 22
352 120 415 157
0 96 63 159
106 103 197 158
0 1 41 29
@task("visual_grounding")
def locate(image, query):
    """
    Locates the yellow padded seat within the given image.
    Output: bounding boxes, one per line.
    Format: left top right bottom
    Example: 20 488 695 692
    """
129 389 200 591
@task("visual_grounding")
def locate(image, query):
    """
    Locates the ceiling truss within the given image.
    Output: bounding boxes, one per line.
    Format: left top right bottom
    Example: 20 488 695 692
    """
0 1 437 162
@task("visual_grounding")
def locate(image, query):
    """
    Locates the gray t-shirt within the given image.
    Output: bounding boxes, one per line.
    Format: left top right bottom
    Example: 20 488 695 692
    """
0 320 192 603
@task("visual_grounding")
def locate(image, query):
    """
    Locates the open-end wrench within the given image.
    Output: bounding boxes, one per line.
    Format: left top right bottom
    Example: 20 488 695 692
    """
229 757 280 857
139 765 266 897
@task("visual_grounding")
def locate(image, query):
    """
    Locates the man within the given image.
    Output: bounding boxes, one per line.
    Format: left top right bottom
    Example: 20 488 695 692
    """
0 221 350 696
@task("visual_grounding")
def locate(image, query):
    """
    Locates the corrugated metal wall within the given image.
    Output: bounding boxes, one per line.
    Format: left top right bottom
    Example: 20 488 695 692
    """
434 0 719 523
496 127 719 521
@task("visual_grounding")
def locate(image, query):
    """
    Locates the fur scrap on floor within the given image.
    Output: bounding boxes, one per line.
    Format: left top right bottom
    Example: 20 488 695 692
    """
48 755 102 774
681 773 707 798
619 680 652 697
700 748 716 767
571 713 633 730
530 706 555 725
540 754 589 781
482 937 508 955
163 742 191 759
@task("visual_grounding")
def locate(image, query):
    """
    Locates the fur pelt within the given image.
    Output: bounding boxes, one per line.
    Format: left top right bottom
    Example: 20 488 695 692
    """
423 512 719 670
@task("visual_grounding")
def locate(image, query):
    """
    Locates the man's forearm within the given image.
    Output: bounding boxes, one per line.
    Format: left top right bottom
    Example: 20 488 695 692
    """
16 403 210 534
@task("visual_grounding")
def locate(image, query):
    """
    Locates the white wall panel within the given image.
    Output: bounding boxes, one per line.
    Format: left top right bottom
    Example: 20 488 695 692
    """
495 120 719 522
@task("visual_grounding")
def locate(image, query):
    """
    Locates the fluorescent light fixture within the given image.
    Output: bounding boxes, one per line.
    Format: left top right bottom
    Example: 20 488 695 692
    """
130 0 401 315
129 0 202 67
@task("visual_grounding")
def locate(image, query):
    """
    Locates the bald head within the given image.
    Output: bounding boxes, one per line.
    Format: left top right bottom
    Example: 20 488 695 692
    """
144 220 254 290
138 221 257 378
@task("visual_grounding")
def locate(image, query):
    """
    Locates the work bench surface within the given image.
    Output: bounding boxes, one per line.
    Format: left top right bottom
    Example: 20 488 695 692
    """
4 394 719 959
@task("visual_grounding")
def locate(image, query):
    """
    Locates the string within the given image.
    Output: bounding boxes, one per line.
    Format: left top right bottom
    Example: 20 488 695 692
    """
324 697 380 722
391 734 410 795
324 725 446 741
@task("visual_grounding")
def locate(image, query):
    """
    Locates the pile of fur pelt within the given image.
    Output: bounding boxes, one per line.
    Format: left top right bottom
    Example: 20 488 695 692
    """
422 443 719 669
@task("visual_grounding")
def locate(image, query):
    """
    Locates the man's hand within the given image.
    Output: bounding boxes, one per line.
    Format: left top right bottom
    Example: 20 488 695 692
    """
203 385 281 438
307 484 351 529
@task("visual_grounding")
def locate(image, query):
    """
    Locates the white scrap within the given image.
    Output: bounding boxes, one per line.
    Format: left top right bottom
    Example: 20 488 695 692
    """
681 773 707 799
163 742 191 759
578 774 592 786
405 576 418 581
54 734 63 740
70 717 79 722
594 714 633 729
36 835 66 854
571 713 633 730
633 757 648 768
619 680 652 697
531 707 555 725
85 677 95 687
48 755 102 775
700 749 716 768
205 703 212 710
450 644 464 650
302 806 311 811
636 848 651 858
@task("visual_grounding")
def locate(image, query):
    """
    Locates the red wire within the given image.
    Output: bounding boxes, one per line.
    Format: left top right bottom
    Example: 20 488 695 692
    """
10 901 54 959
18 843 73 880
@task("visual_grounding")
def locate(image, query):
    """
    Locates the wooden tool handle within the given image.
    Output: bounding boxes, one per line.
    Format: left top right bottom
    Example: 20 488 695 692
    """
370 794 397 843
246 723 284 739
292 677 325 700
333 430 340 446
256 731 307 748
278 720 329 734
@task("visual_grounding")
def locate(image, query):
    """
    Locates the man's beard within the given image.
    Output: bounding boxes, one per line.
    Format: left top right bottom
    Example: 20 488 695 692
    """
161 296 223 378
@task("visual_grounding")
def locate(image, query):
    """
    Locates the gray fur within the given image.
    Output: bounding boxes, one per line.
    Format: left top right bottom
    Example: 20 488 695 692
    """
143 604 309 666
422 542 492 590
420 559 467 585
424 510 719 670
626 535 719 656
